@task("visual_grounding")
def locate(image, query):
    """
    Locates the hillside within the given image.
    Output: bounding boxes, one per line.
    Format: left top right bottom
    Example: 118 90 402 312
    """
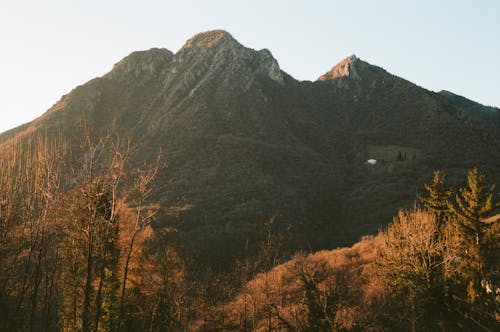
1 30 499 267
206 208 499 331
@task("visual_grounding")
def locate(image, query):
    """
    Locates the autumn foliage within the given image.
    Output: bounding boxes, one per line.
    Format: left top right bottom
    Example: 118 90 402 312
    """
0 131 498 331
198 169 498 331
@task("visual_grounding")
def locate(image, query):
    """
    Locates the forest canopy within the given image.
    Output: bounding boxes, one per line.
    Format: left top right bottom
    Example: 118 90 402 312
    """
0 132 498 331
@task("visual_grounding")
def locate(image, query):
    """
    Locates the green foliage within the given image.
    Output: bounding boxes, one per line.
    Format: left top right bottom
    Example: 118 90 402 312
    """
452 168 495 240
448 167 498 320
418 170 453 230
378 168 499 330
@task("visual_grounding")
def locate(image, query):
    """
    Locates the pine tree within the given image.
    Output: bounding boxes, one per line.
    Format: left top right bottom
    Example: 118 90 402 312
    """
418 170 453 232
418 172 455 322
449 167 497 312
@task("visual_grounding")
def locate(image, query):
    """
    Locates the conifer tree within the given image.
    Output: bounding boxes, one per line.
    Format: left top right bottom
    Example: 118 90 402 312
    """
418 170 453 232
449 167 497 311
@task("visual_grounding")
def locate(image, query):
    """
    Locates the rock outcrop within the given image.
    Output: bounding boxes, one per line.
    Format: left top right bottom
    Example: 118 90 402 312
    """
318 54 360 81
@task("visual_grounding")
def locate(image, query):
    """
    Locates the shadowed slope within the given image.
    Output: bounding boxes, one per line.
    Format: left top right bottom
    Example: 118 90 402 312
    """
1 30 498 267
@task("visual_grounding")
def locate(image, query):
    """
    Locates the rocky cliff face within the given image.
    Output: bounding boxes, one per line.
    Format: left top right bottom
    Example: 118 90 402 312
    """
2 30 499 267
318 54 360 81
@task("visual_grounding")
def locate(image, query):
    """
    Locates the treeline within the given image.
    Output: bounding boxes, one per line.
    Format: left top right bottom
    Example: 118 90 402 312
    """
202 169 499 331
380 169 499 331
0 131 292 332
0 132 192 332
0 131 498 331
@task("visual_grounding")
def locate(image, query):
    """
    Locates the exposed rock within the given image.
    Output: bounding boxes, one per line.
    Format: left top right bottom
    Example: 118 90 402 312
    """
176 30 284 85
318 54 360 81
106 48 174 80
254 48 283 84
182 30 235 49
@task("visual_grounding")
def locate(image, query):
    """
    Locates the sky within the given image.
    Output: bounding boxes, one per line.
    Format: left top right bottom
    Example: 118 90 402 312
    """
0 0 499 134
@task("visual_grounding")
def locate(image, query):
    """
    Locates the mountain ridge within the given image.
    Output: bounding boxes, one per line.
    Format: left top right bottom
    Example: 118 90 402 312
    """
1 29 498 267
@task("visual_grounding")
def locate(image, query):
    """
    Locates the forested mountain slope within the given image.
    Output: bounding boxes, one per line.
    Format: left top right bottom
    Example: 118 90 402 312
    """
1 30 498 266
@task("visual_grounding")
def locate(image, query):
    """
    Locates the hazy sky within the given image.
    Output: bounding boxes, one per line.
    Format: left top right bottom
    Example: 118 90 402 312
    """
1 0 499 133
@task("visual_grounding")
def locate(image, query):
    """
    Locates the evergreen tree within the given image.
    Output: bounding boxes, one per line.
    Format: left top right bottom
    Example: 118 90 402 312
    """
449 167 497 316
418 170 453 315
418 170 453 232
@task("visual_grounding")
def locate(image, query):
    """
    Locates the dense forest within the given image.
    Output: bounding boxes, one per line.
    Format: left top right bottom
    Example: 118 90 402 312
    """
0 132 498 331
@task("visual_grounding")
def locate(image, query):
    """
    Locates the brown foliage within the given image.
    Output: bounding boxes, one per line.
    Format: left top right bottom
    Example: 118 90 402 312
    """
203 236 385 331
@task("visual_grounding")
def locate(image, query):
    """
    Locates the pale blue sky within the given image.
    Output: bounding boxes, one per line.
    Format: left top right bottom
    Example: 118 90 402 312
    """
1 0 499 133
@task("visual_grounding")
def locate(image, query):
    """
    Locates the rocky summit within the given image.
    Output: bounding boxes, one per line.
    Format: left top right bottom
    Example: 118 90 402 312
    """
1 30 499 267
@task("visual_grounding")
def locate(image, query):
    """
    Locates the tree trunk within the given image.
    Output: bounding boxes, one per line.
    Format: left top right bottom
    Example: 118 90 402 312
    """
82 234 94 332
30 240 44 332
119 229 138 328
93 274 104 332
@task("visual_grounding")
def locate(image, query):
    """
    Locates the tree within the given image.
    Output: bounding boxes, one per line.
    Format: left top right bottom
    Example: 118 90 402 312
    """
0 135 65 331
117 156 161 329
417 170 456 314
449 167 498 318
60 129 131 332
377 208 452 331
99 209 121 332
0 128 171 331
418 170 453 232
141 245 188 332
291 254 337 332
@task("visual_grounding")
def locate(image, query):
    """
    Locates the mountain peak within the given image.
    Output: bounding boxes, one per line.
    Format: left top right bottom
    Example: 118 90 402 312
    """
182 30 238 49
177 30 284 85
317 54 360 81
437 90 455 96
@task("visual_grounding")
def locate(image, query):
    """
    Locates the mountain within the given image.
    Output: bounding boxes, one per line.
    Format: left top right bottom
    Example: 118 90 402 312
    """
1 30 499 267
